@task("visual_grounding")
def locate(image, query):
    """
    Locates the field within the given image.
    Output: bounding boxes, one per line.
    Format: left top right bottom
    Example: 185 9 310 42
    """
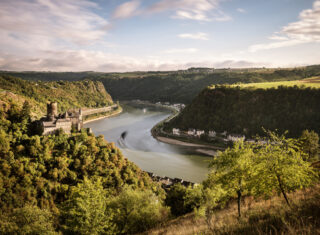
236 76 320 89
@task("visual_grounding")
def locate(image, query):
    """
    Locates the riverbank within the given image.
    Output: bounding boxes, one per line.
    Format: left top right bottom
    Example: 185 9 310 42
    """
150 104 225 157
154 136 222 157
83 106 123 124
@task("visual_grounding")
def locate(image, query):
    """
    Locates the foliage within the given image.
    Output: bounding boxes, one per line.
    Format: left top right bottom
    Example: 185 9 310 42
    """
148 185 320 235
108 186 169 234
203 141 256 217
0 103 165 234
61 177 115 235
166 85 320 138
165 183 205 217
0 204 56 235
0 75 113 117
299 130 319 161
165 184 188 216
253 131 317 206
199 131 317 223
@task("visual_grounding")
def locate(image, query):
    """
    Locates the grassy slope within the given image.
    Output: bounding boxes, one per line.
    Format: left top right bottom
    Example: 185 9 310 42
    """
236 76 320 89
0 75 113 118
146 184 320 235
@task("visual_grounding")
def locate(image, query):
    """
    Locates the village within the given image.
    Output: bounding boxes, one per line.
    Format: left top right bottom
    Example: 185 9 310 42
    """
171 128 246 143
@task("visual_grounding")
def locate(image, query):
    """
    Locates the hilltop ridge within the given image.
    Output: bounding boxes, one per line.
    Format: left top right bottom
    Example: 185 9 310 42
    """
0 75 113 118
164 84 320 138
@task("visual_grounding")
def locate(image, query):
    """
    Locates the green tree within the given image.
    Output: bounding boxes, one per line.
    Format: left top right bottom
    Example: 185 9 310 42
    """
0 204 56 235
204 141 256 217
61 177 115 235
165 183 188 216
300 130 319 161
255 131 317 206
109 186 168 234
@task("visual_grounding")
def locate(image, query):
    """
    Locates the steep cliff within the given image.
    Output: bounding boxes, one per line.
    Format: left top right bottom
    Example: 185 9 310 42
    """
164 85 320 138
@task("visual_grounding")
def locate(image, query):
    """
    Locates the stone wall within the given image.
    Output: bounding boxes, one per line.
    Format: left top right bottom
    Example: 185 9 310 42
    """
82 104 118 116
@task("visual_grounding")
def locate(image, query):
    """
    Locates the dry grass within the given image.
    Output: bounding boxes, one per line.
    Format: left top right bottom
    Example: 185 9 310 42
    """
144 184 320 235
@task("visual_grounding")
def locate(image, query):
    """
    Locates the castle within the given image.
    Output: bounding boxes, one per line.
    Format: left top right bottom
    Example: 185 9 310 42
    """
42 102 83 135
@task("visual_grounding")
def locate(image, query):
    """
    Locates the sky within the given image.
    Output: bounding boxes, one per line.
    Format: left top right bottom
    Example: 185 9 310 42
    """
0 0 319 72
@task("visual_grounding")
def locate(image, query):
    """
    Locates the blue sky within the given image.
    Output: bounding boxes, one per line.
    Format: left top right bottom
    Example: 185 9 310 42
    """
0 0 319 72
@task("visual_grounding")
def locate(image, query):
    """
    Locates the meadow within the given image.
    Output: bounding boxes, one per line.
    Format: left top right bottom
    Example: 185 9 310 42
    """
236 76 320 89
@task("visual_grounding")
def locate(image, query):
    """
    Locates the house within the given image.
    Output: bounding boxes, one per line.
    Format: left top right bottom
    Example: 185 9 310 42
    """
196 130 205 137
227 135 245 142
187 129 196 136
172 128 180 136
208 130 216 137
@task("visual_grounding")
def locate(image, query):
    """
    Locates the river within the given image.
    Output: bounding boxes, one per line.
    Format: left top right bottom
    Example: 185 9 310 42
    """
84 103 211 183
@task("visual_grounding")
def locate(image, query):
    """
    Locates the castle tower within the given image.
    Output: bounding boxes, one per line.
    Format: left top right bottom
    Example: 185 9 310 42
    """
47 102 58 121
79 108 83 121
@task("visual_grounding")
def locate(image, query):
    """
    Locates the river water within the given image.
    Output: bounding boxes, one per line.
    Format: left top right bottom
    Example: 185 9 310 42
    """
84 103 211 183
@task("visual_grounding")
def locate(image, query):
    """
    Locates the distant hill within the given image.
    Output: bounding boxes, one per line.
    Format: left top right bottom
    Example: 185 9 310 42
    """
164 85 320 138
95 65 320 104
1 65 320 104
0 75 113 117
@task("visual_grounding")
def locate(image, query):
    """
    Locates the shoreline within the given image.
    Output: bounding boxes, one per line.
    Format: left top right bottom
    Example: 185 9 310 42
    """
148 103 225 157
83 107 123 124
154 136 222 157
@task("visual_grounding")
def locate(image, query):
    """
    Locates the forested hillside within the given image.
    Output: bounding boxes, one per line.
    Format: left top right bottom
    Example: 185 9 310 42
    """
165 85 320 137
2 65 320 104
0 102 167 234
0 75 113 117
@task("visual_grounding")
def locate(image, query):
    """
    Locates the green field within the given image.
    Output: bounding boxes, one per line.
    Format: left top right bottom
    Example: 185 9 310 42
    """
236 76 320 89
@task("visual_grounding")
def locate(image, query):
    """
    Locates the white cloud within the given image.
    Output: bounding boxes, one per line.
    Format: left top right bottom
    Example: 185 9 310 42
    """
178 32 209 40
249 40 304 52
249 0 320 52
163 48 199 54
237 8 246 13
0 0 110 61
144 0 230 22
268 35 288 41
112 0 141 19
0 49 268 72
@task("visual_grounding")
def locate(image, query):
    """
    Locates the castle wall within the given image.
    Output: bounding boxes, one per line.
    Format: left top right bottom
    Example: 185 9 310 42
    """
42 103 117 135
81 105 117 116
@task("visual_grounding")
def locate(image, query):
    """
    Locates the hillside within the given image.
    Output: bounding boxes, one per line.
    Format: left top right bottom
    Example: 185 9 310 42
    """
0 75 113 117
2 65 320 104
146 184 320 235
165 85 320 138
96 66 320 104
0 103 167 234
236 76 320 89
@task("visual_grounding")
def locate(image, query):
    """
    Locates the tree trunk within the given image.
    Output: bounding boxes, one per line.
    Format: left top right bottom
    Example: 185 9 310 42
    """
237 190 241 218
276 175 290 206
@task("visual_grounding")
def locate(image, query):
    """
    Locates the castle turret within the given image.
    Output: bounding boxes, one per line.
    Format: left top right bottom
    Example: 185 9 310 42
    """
47 102 58 121
79 108 83 121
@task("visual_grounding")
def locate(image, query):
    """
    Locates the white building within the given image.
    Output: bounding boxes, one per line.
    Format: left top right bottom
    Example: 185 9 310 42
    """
196 130 205 137
172 128 180 136
208 130 216 138
227 135 245 142
187 129 196 136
